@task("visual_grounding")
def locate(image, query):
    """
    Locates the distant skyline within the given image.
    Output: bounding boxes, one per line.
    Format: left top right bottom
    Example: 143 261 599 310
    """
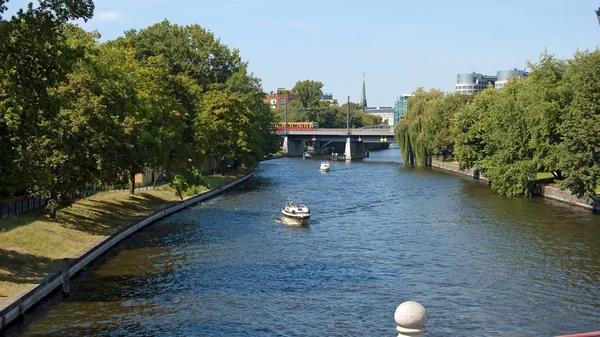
6 0 600 106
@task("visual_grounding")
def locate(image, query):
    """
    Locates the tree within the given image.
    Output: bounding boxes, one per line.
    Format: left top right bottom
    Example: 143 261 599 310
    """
520 52 567 180
40 26 107 217
0 0 94 201
226 65 279 159
453 53 569 197
395 88 444 166
476 80 539 197
422 92 471 159
292 80 323 109
454 89 500 170
559 49 600 200
195 90 261 169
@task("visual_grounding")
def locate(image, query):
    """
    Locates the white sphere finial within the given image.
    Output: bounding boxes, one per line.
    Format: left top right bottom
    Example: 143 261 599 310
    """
394 301 427 337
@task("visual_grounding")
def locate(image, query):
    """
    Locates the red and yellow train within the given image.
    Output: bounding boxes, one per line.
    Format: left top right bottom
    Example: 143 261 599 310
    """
274 122 319 131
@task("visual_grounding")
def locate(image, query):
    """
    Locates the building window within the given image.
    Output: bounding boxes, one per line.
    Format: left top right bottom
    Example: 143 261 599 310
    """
468 86 473 89
280 98 286 103
290 97 295 101
280 104 286 110
467 90 472 94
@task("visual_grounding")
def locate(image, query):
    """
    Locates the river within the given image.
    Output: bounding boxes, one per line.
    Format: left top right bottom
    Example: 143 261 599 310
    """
6 146 600 336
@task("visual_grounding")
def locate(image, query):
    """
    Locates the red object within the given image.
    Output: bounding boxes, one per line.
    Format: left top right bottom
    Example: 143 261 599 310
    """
312 137 316 142
556 333 600 337
358 137 362 142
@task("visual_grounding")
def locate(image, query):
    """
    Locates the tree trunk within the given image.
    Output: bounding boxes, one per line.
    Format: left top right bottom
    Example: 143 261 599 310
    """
130 171 135 195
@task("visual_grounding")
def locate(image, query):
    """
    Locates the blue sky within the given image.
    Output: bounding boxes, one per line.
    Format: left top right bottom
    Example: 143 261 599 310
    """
6 0 600 106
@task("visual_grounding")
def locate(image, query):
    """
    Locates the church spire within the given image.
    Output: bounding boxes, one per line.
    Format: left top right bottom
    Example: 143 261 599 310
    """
360 73 367 110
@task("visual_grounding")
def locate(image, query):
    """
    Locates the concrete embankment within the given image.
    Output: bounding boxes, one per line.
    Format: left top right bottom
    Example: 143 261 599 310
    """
430 159 599 211
429 159 489 181
0 173 253 331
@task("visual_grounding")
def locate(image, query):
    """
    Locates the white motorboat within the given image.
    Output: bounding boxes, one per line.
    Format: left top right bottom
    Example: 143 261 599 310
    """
319 161 330 172
281 202 311 226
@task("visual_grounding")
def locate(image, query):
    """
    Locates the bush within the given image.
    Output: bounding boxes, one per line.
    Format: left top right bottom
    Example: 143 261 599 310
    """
169 168 208 199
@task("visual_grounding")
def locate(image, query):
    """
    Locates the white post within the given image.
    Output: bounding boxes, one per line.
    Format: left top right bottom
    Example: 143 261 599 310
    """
394 301 427 337
344 137 352 160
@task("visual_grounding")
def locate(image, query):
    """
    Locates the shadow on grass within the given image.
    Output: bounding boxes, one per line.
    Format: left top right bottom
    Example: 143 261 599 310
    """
0 208 50 234
0 248 60 295
52 193 177 236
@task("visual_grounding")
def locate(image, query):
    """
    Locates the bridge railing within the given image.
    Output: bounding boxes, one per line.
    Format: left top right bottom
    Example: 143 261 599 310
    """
276 127 394 136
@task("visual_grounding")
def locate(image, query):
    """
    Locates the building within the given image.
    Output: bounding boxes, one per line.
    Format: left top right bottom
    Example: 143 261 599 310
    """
393 94 412 125
365 106 394 126
360 73 368 110
495 69 528 89
455 69 529 94
265 88 297 111
319 93 339 106
455 72 497 95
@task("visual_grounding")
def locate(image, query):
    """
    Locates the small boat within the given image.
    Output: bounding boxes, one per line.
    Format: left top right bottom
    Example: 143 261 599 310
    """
319 161 330 172
303 152 312 159
281 201 311 226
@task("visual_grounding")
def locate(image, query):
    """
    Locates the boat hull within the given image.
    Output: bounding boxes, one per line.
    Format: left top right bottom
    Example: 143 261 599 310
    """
281 214 310 226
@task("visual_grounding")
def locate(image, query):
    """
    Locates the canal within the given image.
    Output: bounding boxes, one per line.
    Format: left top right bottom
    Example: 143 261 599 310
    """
6 146 600 336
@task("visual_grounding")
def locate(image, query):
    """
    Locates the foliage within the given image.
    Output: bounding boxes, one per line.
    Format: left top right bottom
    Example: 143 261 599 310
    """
558 49 600 200
195 90 261 168
454 89 500 170
292 80 323 109
0 0 94 201
170 167 207 200
395 88 444 166
0 12 277 217
454 53 569 197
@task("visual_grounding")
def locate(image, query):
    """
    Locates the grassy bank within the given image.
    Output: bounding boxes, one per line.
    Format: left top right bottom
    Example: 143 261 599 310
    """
0 172 245 301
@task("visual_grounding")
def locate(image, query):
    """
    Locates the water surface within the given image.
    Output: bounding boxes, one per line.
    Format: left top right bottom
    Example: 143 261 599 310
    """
8 146 600 336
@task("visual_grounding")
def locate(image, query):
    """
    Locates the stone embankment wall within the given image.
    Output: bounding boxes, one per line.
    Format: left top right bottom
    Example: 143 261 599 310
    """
0 173 253 331
430 158 599 211
532 183 599 211
430 159 488 181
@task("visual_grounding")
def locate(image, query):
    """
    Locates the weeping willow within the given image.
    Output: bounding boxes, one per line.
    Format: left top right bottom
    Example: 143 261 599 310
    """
396 88 445 166
396 117 427 166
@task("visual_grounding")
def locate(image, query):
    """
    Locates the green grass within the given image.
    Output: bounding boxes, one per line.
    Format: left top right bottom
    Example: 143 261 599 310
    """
0 171 245 301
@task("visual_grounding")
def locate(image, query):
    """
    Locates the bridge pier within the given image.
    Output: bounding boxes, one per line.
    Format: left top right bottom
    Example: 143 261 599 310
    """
282 136 304 156
344 137 365 161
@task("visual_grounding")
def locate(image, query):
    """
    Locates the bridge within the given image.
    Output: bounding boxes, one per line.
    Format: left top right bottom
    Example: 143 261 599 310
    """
276 126 396 160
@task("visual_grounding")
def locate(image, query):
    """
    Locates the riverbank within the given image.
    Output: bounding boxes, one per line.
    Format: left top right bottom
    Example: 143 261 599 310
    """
0 171 252 330
430 158 599 211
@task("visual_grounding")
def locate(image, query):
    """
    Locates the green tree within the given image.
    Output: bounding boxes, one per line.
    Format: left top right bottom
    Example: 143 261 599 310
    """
477 80 539 197
520 52 567 180
422 92 471 159
0 0 94 201
454 53 568 197
195 90 261 169
559 49 600 200
395 88 444 166
454 89 500 170
292 80 323 109
225 65 279 159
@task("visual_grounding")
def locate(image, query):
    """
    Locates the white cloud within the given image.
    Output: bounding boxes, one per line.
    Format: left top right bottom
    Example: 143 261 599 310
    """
95 10 122 22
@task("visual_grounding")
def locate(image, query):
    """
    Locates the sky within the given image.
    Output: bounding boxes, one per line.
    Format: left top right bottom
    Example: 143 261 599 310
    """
6 0 600 106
